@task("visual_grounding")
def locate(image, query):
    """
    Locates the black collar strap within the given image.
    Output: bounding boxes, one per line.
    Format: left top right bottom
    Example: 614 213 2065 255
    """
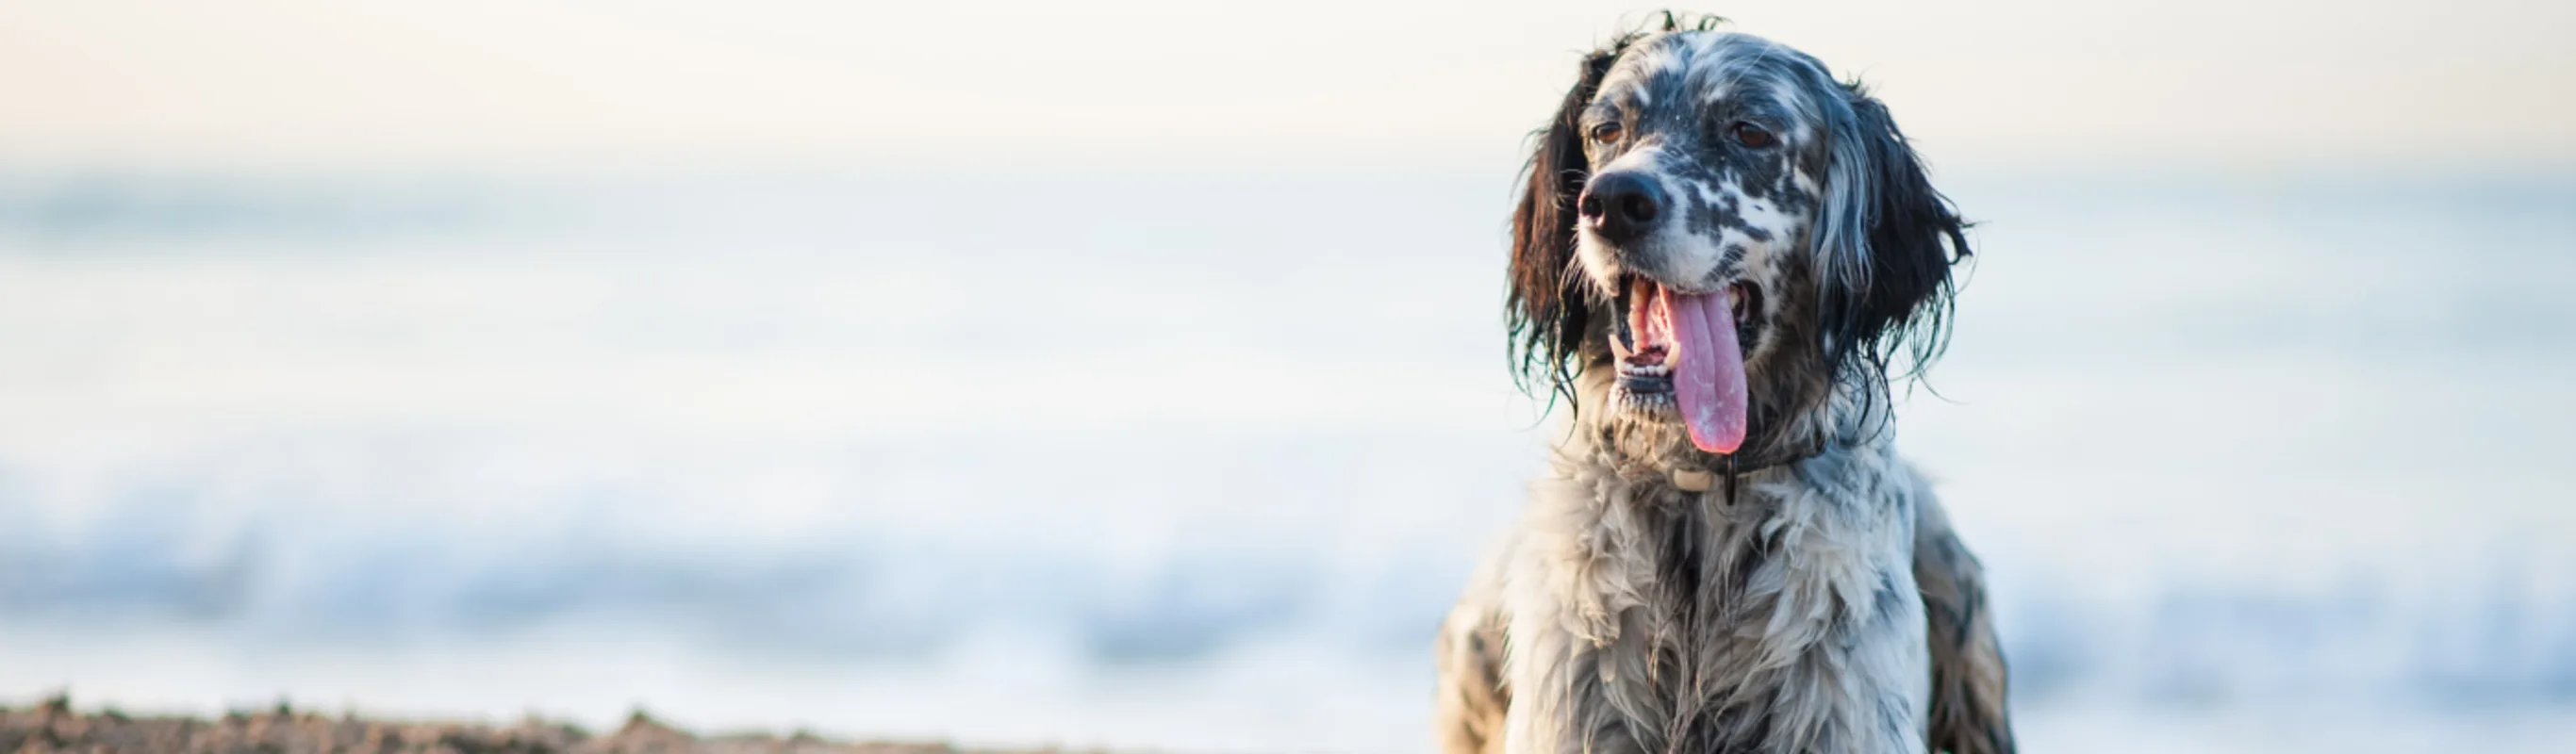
1666 438 1825 491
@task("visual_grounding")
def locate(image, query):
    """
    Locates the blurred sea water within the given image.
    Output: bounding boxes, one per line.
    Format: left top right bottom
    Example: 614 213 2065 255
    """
1 169 2572 752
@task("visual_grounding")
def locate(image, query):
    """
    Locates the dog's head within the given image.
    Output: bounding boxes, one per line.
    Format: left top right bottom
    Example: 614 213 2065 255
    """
1510 21 1968 467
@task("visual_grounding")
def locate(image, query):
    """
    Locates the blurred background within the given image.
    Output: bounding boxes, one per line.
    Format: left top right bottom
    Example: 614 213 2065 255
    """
3 1 2574 752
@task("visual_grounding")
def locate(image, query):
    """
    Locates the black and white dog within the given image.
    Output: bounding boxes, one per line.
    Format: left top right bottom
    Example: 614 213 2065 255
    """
1435 18 2014 754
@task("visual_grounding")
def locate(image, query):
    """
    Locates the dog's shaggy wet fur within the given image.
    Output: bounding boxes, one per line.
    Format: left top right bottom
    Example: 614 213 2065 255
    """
1435 17 2014 754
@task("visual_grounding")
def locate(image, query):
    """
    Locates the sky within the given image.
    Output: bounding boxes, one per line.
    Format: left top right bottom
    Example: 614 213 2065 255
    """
3 4 2576 751
2 0 2572 172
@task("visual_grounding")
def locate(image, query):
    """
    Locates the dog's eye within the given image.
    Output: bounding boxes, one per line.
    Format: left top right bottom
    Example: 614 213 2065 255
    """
1730 122 1775 148
1588 122 1623 143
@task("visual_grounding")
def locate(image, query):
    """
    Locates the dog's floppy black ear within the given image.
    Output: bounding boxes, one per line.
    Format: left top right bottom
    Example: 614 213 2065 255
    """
1813 82 1971 381
1508 46 1621 400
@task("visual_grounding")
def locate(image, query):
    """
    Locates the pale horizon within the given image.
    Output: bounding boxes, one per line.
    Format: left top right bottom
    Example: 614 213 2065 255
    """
4 0 2572 172
7 5 2576 753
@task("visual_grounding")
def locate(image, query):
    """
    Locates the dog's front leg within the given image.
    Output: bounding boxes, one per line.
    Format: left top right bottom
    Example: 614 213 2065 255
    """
1802 566 1934 754
1750 493 1936 754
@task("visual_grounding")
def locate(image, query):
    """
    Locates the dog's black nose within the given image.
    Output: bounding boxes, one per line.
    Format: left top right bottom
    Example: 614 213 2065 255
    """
1577 172 1663 244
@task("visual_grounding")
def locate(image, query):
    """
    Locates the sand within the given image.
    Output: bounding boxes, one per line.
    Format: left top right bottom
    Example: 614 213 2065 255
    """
0 694 1056 754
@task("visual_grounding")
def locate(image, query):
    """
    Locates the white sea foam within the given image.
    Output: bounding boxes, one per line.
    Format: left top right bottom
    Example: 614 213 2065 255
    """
0 171 2571 752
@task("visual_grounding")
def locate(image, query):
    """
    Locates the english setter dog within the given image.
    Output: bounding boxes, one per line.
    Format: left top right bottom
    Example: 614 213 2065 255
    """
1434 18 2015 754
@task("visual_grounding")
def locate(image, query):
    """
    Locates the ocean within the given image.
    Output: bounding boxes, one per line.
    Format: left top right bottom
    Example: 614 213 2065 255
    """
2 168 2572 752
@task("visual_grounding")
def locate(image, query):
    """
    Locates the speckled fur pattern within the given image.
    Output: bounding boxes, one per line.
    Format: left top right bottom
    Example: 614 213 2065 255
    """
1450 20 2012 754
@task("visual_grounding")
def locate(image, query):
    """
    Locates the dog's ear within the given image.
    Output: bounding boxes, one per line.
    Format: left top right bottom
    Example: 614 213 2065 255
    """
1812 82 1971 380
1508 46 1622 399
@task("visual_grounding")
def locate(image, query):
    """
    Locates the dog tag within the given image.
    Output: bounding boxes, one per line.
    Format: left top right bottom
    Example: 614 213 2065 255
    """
1670 468 1716 492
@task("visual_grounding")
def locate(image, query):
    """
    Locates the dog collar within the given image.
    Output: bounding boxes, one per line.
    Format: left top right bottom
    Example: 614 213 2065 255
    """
1670 467 1720 492
1666 441 1824 491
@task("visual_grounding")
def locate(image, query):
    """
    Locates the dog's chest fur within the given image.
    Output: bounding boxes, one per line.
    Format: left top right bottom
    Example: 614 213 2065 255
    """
1495 437 1931 754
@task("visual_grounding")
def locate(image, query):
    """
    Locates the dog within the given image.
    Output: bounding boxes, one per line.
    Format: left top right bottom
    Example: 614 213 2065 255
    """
1433 18 2013 754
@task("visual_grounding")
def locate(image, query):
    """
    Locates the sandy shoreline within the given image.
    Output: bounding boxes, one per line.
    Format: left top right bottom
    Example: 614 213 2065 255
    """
1 694 1059 754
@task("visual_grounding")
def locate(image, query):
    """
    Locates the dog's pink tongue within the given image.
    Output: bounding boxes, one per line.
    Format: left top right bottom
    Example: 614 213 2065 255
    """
1666 288 1748 454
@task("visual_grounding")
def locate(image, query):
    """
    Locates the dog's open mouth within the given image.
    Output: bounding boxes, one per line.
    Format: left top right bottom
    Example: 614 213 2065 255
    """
1610 275 1758 453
